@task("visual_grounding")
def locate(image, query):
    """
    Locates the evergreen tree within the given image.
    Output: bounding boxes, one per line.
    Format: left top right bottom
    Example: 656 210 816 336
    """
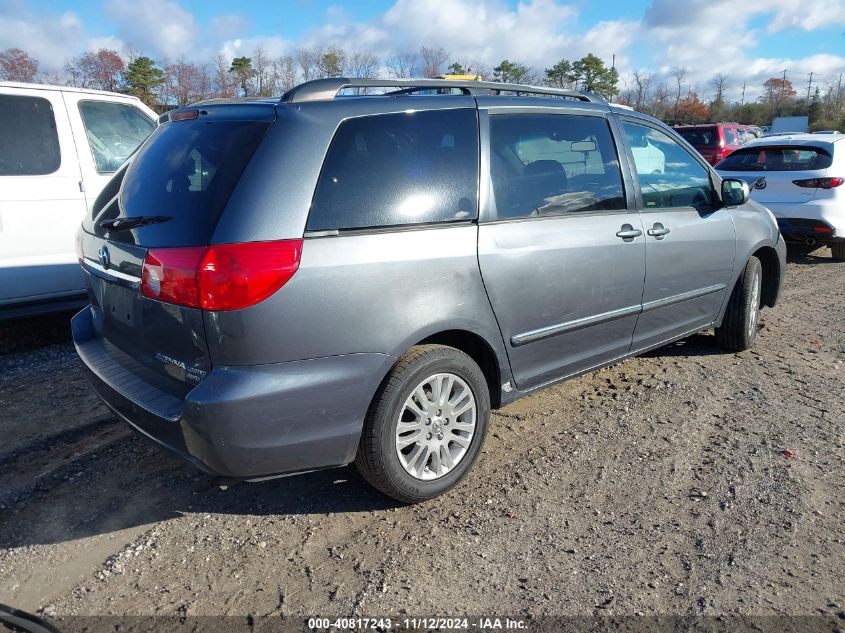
492 60 532 84
229 56 255 96
124 56 164 107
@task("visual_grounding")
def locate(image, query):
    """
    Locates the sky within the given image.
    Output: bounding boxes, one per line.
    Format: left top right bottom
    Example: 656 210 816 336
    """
1 0 844 100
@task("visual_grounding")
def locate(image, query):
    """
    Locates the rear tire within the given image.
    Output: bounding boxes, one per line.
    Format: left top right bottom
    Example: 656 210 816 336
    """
715 256 762 352
831 242 845 262
355 345 490 504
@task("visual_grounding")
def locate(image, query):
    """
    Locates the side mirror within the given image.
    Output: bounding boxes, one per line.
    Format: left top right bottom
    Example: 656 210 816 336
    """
721 178 750 207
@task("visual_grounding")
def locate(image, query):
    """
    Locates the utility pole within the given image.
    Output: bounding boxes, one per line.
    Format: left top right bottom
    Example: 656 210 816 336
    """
806 71 814 102
741 81 746 107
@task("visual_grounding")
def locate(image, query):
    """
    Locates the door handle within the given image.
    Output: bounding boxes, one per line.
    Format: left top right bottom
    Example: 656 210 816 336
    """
647 222 670 239
616 224 642 241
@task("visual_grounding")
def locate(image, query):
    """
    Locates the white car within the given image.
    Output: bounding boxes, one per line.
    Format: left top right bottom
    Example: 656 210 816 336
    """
0 82 157 319
716 133 845 260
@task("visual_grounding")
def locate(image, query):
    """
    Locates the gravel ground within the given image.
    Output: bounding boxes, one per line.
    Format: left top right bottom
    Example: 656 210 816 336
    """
0 248 843 626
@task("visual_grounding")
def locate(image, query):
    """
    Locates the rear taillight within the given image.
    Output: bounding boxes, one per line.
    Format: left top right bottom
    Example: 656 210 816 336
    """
793 177 844 189
141 240 302 311
713 147 731 162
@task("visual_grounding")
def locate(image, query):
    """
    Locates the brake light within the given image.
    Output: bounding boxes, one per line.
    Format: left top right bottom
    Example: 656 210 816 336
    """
792 177 844 189
169 109 200 121
141 240 302 311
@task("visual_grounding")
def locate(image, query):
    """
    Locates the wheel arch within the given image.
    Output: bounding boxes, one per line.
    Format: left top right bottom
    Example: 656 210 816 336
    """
416 329 504 409
752 244 782 308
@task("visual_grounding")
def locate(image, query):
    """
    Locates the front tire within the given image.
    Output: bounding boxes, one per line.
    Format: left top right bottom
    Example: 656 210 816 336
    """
831 242 845 262
715 256 762 352
355 345 490 503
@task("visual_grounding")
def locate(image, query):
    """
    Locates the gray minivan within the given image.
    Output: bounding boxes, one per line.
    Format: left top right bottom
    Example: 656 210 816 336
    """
72 78 786 502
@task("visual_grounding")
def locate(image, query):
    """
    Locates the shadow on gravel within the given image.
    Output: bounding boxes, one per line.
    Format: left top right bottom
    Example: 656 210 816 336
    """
0 433 400 549
0 311 76 355
643 333 724 358
785 246 839 266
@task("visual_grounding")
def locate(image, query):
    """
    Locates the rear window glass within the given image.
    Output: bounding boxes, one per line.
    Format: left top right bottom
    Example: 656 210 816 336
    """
676 127 718 148
89 118 271 246
78 101 156 173
0 94 61 176
308 109 479 231
717 146 833 171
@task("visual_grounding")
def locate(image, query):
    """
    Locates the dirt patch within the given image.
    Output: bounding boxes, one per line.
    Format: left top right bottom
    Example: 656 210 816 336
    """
0 250 843 621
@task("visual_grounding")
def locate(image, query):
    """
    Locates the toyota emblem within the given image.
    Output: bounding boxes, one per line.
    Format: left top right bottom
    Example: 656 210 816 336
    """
98 246 110 270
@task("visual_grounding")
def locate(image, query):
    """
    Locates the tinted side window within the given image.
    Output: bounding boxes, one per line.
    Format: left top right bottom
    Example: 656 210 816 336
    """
308 109 479 231
489 114 625 219
79 101 156 174
723 127 738 145
717 146 833 171
623 121 714 210
0 94 61 176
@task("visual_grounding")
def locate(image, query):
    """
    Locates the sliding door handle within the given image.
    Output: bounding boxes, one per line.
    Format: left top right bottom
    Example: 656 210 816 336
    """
616 224 643 240
647 222 671 239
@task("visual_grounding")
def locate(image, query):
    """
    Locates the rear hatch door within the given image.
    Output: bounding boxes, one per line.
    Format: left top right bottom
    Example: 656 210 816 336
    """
716 144 833 204
79 104 275 396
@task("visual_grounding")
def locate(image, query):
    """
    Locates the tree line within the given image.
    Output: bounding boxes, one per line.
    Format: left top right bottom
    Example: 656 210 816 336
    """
0 44 622 108
618 70 844 130
1 45 843 130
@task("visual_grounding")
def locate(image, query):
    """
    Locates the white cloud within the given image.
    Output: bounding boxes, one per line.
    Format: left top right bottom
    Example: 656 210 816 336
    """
2 0 844 101
219 36 292 63
0 6 86 69
634 0 845 101
104 0 197 59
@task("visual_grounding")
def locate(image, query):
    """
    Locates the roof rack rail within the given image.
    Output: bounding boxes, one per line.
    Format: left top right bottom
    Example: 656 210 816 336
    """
281 77 605 104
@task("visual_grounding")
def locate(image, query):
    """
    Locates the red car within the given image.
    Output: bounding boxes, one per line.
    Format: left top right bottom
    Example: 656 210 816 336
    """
674 123 760 165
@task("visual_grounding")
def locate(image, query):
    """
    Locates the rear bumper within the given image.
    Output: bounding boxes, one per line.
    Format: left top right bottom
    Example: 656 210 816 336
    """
72 307 394 479
764 200 845 241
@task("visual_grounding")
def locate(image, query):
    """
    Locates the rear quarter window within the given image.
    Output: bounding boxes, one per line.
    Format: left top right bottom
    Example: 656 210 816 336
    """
0 94 61 176
307 109 479 231
717 146 833 171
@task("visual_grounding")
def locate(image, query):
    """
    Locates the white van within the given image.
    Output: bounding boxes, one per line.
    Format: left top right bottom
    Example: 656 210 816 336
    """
0 82 157 319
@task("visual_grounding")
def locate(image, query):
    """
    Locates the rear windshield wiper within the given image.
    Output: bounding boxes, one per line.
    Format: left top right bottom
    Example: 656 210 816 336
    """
98 215 173 231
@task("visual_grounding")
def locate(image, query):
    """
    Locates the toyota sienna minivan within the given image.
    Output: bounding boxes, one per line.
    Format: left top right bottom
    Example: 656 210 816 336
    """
73 78 785 503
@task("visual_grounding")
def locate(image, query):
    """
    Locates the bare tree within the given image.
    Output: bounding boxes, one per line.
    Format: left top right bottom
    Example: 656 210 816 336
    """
346 51 379 78
164 58 210 106
0 48 39 82
710 74 729 104
213 54 238 98
296 48 317 81
671 66 687 124
633 71 651 111
420 45 448 78
253 46 271 96
273 55 298 92
64 49 124 91
385 52 418 78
